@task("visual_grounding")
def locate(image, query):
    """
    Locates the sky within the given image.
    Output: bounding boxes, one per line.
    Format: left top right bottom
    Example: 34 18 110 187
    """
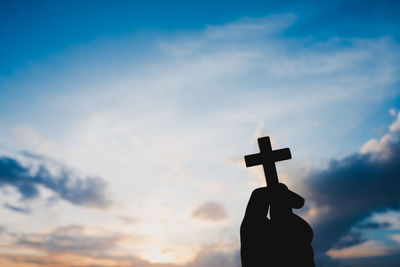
0 0 400 266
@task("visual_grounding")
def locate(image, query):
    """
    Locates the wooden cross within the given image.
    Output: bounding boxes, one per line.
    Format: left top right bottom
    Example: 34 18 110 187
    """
244 136 291 186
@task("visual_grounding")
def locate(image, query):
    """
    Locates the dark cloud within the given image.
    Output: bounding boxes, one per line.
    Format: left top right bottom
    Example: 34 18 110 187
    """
356 221 391 230
339 254 400 267
3 203 31 214
192 201 228 222
305 132 400 257
332 231 365 250
0 155 111 208
0 157 39 199
313 254 342 267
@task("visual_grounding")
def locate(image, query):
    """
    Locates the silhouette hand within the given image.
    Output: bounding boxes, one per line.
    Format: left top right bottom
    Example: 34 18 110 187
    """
240 183 315 266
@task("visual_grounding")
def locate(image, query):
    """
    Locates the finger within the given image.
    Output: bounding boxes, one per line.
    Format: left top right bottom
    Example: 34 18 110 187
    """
243 187 271 220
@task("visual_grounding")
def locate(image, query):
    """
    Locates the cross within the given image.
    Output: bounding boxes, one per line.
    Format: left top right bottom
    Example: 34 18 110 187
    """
244 136 291 186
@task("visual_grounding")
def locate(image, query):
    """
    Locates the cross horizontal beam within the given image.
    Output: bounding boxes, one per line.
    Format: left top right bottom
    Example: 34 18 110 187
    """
244 136 291 186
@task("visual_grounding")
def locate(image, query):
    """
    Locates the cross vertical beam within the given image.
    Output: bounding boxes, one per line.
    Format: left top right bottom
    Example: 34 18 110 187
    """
244 136 291 186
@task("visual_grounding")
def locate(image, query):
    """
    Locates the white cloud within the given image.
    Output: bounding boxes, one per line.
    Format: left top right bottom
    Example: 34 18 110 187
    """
369 210 400 230
361 111 400 160
389 112 400 132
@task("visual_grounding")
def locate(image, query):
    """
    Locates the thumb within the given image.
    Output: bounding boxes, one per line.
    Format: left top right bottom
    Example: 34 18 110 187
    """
269 183 305 209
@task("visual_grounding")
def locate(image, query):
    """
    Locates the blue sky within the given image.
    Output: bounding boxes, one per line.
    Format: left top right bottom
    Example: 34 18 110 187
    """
2 0 400 75
0 1 400 266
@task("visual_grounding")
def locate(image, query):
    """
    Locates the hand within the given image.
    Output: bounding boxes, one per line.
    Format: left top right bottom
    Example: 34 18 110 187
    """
240 183 315 266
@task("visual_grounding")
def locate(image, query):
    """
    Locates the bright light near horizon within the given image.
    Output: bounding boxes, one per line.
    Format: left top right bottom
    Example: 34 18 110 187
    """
144 249 179 264
136 242 201 265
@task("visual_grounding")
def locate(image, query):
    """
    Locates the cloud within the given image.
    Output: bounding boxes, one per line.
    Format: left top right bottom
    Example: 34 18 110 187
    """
0 253 133 267
4 119 400 267
332 231 366 250
17 225 121 255
191 201 228 222
118 215 141 224
356 221 391 230
0 154 111 208
2 223 240 267
204 14 296 40
186 246 240 267
327 241 392 259
305 113 400 257
3 203 31 214
0 248 240 267
369 210 400 229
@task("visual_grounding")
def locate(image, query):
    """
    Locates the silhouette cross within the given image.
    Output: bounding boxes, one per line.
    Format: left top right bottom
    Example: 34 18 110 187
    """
244 136 291 186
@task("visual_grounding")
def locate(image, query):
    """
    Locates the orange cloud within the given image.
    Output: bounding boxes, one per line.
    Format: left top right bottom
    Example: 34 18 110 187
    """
0 252 131 267
327 241 391 259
